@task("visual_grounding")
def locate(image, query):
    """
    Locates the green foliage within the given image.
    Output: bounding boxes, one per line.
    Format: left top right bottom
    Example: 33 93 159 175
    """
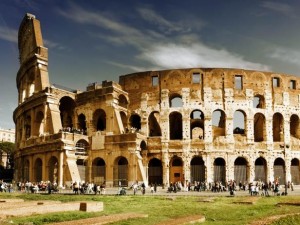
0 141 15 153
1 194 300 225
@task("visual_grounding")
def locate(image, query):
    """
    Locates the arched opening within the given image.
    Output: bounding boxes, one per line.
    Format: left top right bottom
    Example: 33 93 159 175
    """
75 139 89 156
290 114 300 139
291 158 300 185
273 113 284 142
255 157 267 183
48 156 58 183
274 158 285 185
170 157 183 183
148 158 162 185
233 110 246 135
234 157 248 184
169 112 183 140
93 109 106 131
23 159 30 182
213 158 226 184
76 159 87 182
119 94 128 108
148 111 161 137
92 158 106 184
113 157 128 187
25 115 31 139
34 158 43 182
212 110 226 137
170 94 183 107
140 140 147 150
190 157 205 183
78 114 87 132
34 111 44 136
253 94 265 108
254 113 266 142
59 96 75 129
190 110 204 140
130 114 141 130
120 111 127 132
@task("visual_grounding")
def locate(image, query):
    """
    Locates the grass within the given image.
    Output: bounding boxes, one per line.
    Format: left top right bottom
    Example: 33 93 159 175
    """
1 193 300 225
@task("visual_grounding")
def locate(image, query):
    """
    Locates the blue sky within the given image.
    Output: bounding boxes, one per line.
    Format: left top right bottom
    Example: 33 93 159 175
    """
0 0 300 129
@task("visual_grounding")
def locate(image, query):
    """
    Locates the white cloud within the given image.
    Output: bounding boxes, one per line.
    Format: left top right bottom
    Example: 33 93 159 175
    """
0 26 17 43
139 43 270 71
261 2 296 18
59 3 270 72
269 46 300 65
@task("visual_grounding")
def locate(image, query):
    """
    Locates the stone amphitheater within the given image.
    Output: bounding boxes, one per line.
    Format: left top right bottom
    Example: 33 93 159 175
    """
13 13 300 189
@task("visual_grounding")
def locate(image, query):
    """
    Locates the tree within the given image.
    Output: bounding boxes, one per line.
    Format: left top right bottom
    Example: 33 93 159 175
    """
0 142 15 169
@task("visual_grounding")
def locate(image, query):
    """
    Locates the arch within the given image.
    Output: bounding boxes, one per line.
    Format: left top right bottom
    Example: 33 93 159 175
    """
113 157 128 187
34 158 43 182
120 111 127 131
92 157 106 184
48 156 58 183
140 140 147 150
148 111 161 137
23 159 30 182
274 158 285 185
254 113 266 142
75 139 89 156
119 94 128 108
169 112 183 140
290 114 300 139
170 156 183 183
25 115 31 139
233 110 246 135
234 157 248 184
130 114 141 130
212 109 226 137
254 157 267 183
213 158 226 184
76 159 87 182
170 94 183 107
190 156 205 183
78 114 87 132
253 94 265 108
59 96 75 128
93 109 106 131
34 111 44 136
190 110 204 140
148 158 162 185
273 113 284 142
291 158 300 185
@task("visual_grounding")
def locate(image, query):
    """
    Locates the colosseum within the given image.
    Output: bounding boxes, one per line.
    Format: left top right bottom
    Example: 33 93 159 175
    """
13 13 300 188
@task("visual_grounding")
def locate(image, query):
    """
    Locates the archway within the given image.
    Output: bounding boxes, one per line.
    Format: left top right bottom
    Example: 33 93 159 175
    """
212 110 226 137
254 113 266 142
113 157 128 187
213 158 226 184
92 158 106 184
148 158 162 185
274 158 285 184
170 157 183 183
78 114 87 132
234 157 248 184
59 96 75 128
291 158 300 185
254 157 267 183
130 114 141 130
290 115 300 139
190 110 204 140
34 158 43 182
93 109 106 131
76 159 87 182
190 157 205 183
169 112 183 140
273 113 284 142
48 156 58 183
148 111 161 136
23 159 30 182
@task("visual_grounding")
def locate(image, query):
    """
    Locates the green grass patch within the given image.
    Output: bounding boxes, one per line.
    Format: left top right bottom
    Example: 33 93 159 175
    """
1 193 300 225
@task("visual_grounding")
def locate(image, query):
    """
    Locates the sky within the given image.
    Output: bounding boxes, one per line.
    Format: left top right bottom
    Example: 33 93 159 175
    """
1 0 300 129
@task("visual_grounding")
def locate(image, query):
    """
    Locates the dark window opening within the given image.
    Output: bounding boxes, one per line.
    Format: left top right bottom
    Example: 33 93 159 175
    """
273 77 280 87
290 80 296 90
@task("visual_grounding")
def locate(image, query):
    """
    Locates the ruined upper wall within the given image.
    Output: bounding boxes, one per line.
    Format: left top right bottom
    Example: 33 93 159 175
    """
119 68 300 110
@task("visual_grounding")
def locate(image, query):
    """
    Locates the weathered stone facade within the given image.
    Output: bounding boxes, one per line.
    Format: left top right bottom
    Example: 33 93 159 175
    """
13 14 300 188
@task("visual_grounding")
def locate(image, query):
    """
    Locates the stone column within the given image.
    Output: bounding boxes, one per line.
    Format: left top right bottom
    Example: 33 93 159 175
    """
58 151 64 187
